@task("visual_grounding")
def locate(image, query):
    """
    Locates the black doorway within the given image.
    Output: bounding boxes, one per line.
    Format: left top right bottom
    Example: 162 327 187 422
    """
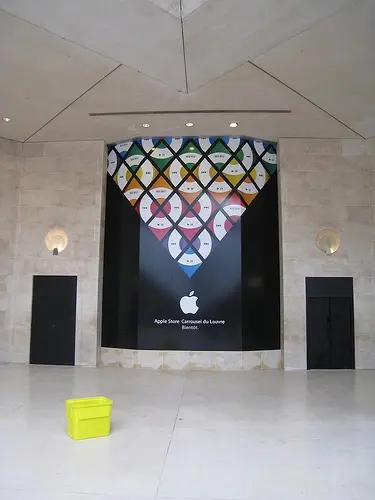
30 275 77 366
306 278 355 370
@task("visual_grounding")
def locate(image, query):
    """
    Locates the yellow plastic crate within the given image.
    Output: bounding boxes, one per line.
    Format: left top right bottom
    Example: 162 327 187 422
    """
66 397 113 440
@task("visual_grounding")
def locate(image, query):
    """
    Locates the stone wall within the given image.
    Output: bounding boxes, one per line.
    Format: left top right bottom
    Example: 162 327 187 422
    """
3 136 375 370
280 138 375 369
0 138 22 362
1 140 107 366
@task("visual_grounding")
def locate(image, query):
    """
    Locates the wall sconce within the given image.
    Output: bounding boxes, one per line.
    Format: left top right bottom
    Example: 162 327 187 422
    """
45 228 68 256
316 228 340 255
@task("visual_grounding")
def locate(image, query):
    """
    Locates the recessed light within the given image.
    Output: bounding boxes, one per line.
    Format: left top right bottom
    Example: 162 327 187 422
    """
185 122 194 127
2 117 11 123
229 122 238 128
142 123 150 128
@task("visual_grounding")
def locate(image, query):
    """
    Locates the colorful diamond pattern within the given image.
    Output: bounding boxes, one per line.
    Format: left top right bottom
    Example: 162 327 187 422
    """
108 136 278 277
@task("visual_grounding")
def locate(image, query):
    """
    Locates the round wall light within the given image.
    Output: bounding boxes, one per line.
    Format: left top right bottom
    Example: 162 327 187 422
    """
229 122 238 128
142 123 150 128
2 117 11 123
45 228 68 256
316 228 340 255
185 122 194 127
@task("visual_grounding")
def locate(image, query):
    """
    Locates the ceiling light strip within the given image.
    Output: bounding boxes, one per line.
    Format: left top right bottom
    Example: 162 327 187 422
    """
89 109 291 116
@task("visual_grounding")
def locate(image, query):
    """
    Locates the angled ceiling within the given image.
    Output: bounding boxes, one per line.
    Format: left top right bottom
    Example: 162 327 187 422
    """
0 0 373 143
254 0 375 139
26 62 357 143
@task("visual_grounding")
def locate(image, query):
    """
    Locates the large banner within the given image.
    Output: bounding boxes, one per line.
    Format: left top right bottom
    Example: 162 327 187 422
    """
104 136 279 351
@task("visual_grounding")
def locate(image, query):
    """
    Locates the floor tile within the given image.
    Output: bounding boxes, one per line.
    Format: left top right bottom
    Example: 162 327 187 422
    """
0 365 374 499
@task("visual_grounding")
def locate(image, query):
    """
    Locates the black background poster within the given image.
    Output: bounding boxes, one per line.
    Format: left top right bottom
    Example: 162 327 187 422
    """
138 218 242 351
102 136 280 352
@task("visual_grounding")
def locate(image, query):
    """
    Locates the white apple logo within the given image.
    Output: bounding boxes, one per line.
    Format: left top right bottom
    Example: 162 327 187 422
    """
180 291 199 315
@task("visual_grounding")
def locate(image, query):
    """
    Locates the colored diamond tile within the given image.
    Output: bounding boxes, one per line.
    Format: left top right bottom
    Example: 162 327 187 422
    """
163 229 189 260
179 174 202 204
108 148 119 176
207 211 233 241
198 137 216 152
149 225 172 241
260 144 277 174
138 137 158 153
178 262 201 277
159 193 188 223
114 140 132 158
137 193 155 223
163 137 185 152
207 174 232 203
221 136 242 152
192 228 215 260
249 162 270 190
221 158 246 187
124 178 143 205
222 192 245 207
177 225 202 242
148 196 173 231
222 193 246 222
237 176 259 206
190 192 218 222
150 141 174 170
114 163 132 191
165 159 189 187
179 141 202 170
125 143 145 170
133 159 157 188
178 247 202 277
149 176 173 205
235 142 255 171
207 140 232 169
253 140 277 166
195 158 216 187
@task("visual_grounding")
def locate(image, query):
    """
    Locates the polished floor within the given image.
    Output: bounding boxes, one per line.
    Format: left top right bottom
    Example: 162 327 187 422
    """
0 365 374 500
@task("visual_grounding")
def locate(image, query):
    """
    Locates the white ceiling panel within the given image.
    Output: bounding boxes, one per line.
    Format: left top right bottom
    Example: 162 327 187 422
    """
148 0 180 17
0 11 117 142
28 62 358 143
184 0 354 90
0 0 371 141
254 0 375 138
128 0 208 18
0 0 186 90
182 0 208 17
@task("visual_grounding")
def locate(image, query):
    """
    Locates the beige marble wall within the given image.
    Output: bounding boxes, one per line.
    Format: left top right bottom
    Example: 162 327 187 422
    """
280 138 375 369
6 140 106 366
0 138 22 362
101 348 282 371
4 136 375 370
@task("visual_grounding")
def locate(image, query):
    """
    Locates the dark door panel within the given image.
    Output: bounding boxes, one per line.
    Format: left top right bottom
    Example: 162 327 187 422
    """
306 278 354 370
329 297 355 369
307 297 330 369
30 276 77 366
